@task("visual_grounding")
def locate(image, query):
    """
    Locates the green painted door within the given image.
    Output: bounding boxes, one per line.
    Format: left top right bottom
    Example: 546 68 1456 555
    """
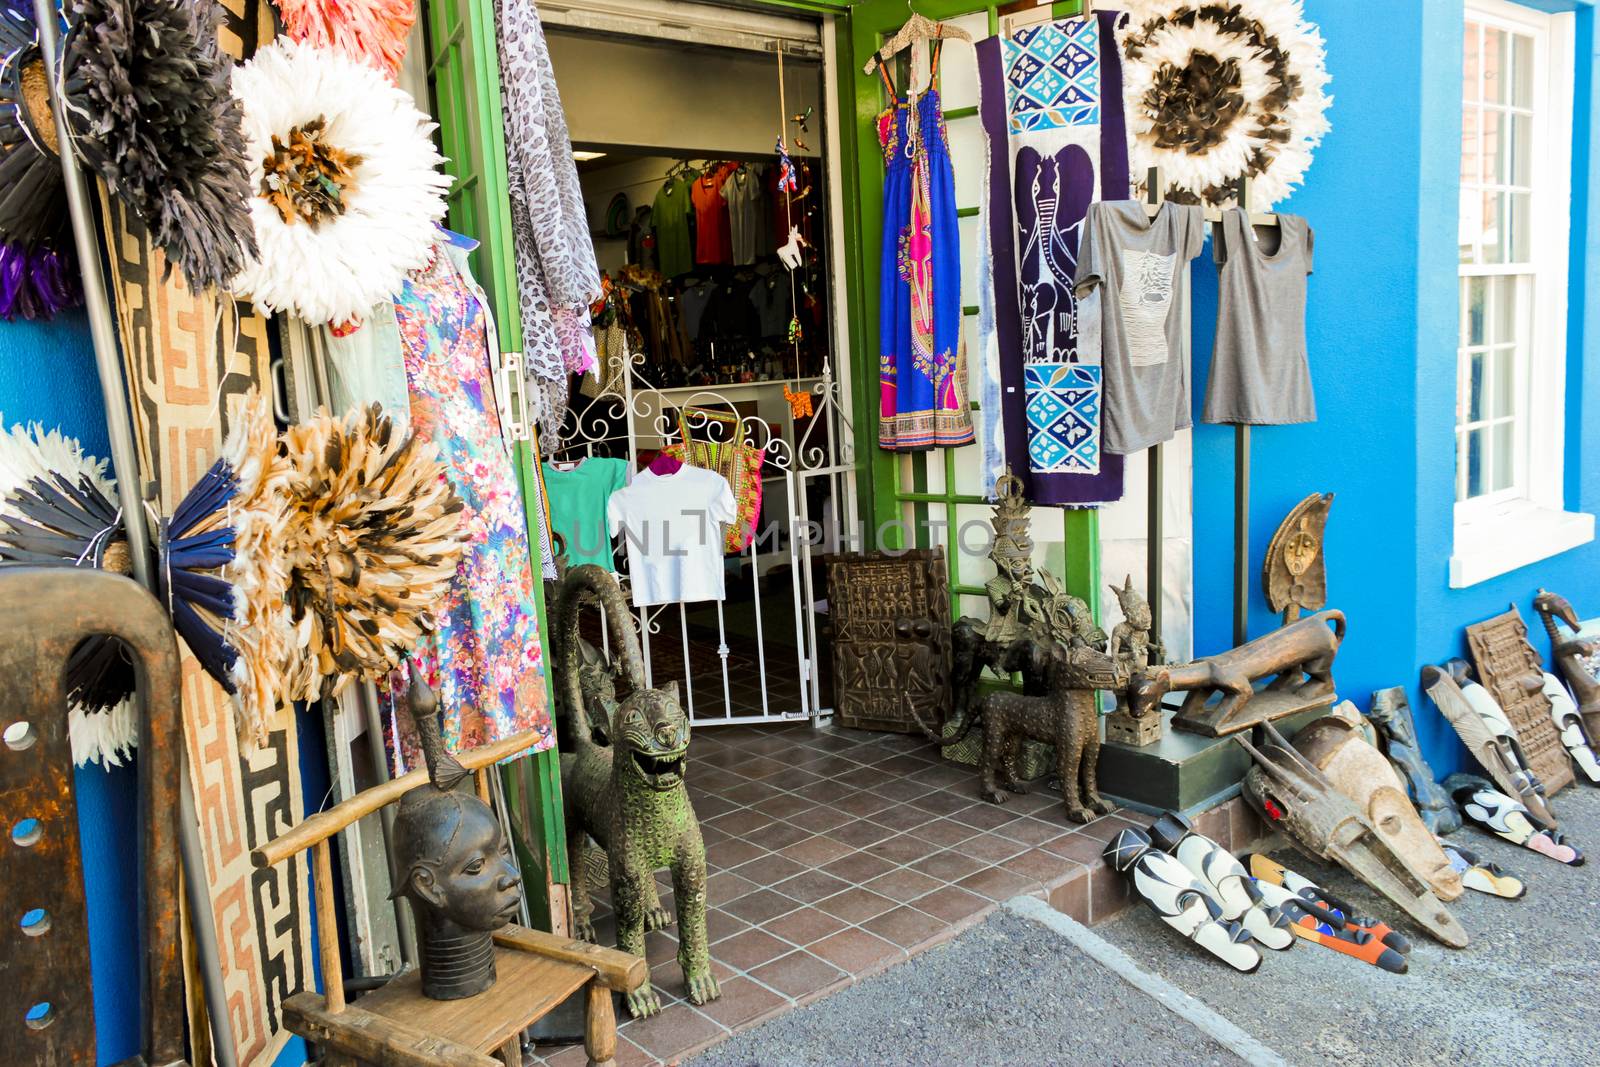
422 0 569 926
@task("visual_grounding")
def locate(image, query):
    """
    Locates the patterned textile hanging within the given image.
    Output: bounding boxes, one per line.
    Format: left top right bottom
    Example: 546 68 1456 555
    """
492 0 602 443
976 12 1128 505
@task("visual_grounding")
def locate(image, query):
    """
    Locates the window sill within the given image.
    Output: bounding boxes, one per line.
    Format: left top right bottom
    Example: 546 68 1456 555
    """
1449 502 1595 588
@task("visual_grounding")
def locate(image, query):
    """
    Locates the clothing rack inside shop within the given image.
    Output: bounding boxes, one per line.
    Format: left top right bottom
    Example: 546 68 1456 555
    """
1141 165 1276 649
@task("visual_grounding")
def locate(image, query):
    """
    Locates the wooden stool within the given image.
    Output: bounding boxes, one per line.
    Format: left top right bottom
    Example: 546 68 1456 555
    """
253 731 644 1067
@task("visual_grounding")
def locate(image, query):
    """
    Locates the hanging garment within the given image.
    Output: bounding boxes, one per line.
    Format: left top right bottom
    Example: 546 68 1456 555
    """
494 0 602 442
1203 209 1317 426
976 12 1128 503
542 456 628 569
723 165 763 266
1076 200 1206 454
653 176 694 278
607 465 736 607
388 242 553 756
692 167 735 265
876 44 974 451
322 302 411 438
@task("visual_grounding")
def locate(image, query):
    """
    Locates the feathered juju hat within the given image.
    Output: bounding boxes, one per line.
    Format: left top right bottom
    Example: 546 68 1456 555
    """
1121 0 1331 207
60 0 257 291
0 0 81 319
229 39 450 325
278 402 466 706
275 0 416 82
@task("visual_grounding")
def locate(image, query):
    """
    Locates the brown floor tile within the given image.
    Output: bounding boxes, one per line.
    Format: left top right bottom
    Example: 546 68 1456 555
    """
747 950 846 1000
948 802 1021 832
722 889 803 926
873 755 935 778
834 765 891 790
778 834 855 867
692 793 741 820
821 849 896 884
956 831 1028 865
705 837 768 871
649 957 737 1002
721 780 783 806
997 816 1071 847
865 803 933 833
905 789 976 817
911 884 990 924
752 820 812 851
765 767 826 791
733 756 790 781
798 753 863 776
712 927 793 972
812 885 896 924
862 905 949 949
1004 789 1072 816
1001 848 1072 883
1043 829 1115 867
904 817 979 847
705 908 750 944
909 848 986 883
864 831 939 867
863 866 944 903
957 864 1038 901
706 871 758 906
832 790 897 818
708 808 776 837
698 825 732 849
537 1042 590 1067
761 906 847 946
1088 864 1132 923
789 780 846 803
1193 806 1232 851
808 927 902 974
1047 870 1089 922
644 928 680 965
751 794 813 822
730 854 808 888
1232 798 1267 850
828 818 898 849
909 763 974 789
788 806 854 833
772 869 852 905
622 1003 726 1062
693 975 787 1030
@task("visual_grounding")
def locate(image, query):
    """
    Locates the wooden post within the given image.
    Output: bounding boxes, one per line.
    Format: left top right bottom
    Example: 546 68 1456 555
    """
1146 441 1164 645
1233 425 1251 648
314 839 346 1014
584 979 618 1067
476 767 492 806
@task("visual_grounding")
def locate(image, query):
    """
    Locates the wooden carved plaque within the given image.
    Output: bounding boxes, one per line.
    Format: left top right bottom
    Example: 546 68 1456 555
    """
825 549 951 734
1466 606 1575 795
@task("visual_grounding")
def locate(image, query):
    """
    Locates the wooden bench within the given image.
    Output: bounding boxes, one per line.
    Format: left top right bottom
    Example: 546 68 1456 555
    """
252 731 643 1067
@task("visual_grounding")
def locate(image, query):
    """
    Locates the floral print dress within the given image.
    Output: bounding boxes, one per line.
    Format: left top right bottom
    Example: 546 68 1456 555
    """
386 240 552 761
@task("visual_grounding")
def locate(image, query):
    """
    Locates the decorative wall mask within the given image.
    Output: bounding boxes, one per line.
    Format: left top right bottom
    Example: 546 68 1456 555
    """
1454 782 1584 866
1121 0 1332 207
1104 827 1262 973
1533 589 1600 737
1466 605 1576 795
1436 837 1525 899
1423 659 1556 828
229 39 449 325
1366 686 1459 835
1262 491 1332 625
62 0 257 291
273 0 416 81
1247 854 1410 973
1542 672 1600 783
1147 812 1293 950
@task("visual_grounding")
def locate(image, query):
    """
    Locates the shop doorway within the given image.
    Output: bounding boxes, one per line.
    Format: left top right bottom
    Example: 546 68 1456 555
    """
542 6 858 727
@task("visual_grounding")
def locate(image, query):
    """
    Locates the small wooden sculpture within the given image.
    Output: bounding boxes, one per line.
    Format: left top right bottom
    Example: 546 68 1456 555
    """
973 641 1117 823
1262 491 1333 625
1465 605 1575 794
1133 609 1345 737
1534 588 1600 738
1366 687 1459 835
1423 660 1556 828
1103 828 1262 973
1291 715 1463 901
1237 722 1468 948
826 549 951 736
1106 575 1165 746
555 564 719 1018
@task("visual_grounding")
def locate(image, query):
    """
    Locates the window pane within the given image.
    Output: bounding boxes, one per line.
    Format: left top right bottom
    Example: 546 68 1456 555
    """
1510 32 1534 108
1491 276 1518 345
1485 27 1508 103
1491 348 1515 418
1466 276 1487 345
1492 420 1516 491
1459 188 1480 263
1481 108 1502 184
1481 190 1507 262
1508 191 1531 262
1506 113 1531 187
1464 23 1481 102
1467 427 1487 497
1468 349 1487 422
1462 106 1480 185
1456 430 1469 501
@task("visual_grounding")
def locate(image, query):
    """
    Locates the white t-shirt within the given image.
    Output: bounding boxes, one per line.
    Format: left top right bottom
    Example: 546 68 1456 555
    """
606 466 736 606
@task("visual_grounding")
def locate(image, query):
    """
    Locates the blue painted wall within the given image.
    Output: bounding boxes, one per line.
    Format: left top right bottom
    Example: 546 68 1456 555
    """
1192 0 1600 777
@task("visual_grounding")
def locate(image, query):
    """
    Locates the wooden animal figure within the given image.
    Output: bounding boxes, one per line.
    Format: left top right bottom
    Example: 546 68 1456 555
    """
974 641 1117 823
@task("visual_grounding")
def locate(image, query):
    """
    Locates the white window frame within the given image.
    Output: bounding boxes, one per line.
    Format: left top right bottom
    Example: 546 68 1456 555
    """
1451 0 1592 588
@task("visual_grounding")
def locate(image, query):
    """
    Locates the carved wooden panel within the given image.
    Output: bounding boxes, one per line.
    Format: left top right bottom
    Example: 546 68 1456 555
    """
826 549 951 734
1466 606 1575 794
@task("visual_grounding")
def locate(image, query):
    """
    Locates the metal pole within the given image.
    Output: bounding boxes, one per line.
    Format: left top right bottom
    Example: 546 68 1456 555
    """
1233 425 1251 648
360 681 417 966
1145 442 1163 649
33 4 239 1063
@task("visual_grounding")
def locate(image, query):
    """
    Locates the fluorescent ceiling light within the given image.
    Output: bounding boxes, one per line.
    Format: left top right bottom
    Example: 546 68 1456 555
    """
573 150 607 161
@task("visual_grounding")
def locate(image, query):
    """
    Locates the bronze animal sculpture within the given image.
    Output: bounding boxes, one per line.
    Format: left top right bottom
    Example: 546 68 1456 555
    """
1237 722 1469 948
1106 575 1164 746
1534 589 1600 738
1262 491 1333 625
555 563 719 1018
972 640 1118 823
1133 609 1345 737
391 662 523 1001
1366 687 1459 835
1465 605 1575 794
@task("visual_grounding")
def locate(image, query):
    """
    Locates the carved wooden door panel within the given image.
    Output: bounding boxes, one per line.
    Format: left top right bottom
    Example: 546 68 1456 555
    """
826 549 952 733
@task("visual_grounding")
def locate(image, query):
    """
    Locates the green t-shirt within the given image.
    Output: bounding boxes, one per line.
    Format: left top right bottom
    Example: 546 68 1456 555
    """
541 457 629 570
653 177 694 279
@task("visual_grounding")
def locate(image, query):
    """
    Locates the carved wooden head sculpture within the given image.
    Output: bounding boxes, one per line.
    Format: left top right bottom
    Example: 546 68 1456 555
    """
392 661 521 1000
1262 492 1334 623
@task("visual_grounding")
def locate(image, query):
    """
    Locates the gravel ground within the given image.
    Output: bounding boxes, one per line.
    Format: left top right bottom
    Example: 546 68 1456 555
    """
1099 784 1600 1066
690 910 1245 1067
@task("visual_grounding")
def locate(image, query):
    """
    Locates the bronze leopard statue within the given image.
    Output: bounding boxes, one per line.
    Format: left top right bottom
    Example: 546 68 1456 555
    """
554 564 719 1017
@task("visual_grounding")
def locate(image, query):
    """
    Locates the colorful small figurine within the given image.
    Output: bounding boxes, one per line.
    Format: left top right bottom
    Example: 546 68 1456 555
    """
1249 853 1412 964
1249 878 1407 974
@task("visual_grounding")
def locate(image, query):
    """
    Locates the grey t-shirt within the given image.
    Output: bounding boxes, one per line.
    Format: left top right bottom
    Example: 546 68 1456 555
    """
1202 209 1316 425
1075 201 1206 455
723 166 763 267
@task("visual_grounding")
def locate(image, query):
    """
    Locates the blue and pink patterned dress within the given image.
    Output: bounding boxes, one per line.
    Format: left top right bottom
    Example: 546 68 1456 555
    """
386 241 552 761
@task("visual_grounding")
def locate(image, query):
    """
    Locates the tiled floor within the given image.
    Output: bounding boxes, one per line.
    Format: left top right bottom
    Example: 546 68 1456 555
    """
531 720 1270 1066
